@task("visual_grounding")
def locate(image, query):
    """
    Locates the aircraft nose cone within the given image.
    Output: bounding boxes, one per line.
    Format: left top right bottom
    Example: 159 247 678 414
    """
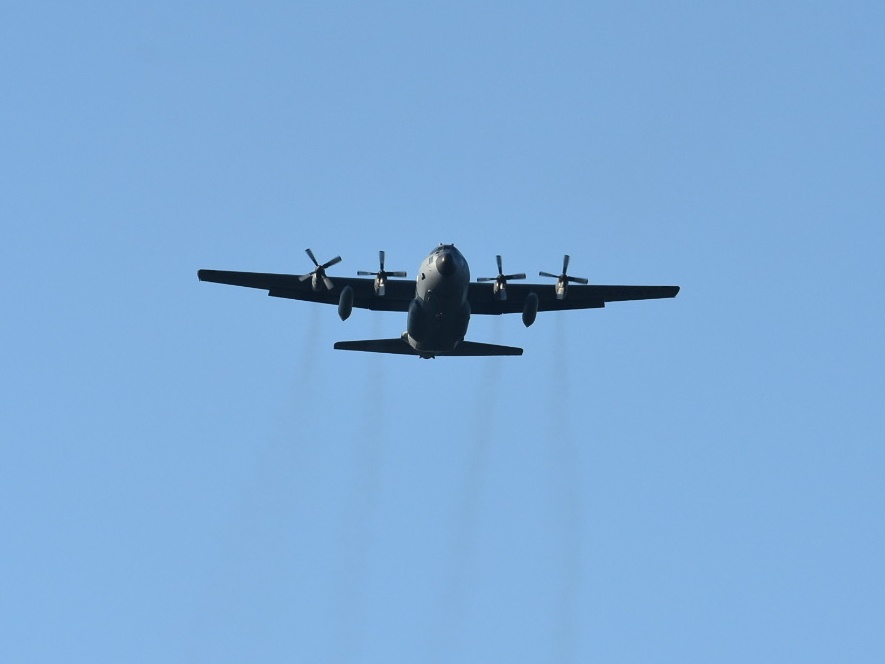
437 251 456 276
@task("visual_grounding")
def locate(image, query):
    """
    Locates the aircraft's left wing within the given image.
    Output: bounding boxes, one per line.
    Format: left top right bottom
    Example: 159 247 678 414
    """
468 282 680 314
197 270 415 312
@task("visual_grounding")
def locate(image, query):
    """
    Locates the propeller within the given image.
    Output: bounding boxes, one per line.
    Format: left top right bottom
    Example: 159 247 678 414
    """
539 254 588 299
477 255 526 300
299 248 342 291
357 250 406 296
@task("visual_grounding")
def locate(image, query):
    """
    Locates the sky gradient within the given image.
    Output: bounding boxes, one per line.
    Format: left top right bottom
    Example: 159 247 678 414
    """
3 2 884 662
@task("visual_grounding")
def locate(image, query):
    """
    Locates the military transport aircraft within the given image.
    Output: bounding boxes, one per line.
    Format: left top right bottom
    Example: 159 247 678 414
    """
198 244 679 358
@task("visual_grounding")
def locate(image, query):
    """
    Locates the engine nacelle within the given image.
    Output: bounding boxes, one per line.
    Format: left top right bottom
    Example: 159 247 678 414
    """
407 298 427 341
522 292 539 327
374 274 387 297
338 285 354 321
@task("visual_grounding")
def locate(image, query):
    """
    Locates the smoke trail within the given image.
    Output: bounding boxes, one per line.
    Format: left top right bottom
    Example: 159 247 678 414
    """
491 312 504 344
329 312 387 663
429 355 501 662
548 313 583 662
297 303 324 385
183 309 325 660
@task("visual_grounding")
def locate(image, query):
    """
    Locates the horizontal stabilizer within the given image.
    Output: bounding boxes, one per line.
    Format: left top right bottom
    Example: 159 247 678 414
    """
333 338 418 355
333 338 523 357
445 341 523 356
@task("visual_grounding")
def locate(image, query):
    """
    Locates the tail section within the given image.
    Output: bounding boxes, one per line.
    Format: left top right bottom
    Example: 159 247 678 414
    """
444 341 523 356
333 338 523 358
333 338 418 356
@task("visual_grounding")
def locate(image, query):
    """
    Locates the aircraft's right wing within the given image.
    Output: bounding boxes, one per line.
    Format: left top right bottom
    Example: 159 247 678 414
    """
197 270 415 312
468 283 680 315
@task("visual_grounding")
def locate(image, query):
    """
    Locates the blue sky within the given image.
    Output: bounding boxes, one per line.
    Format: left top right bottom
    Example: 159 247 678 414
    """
2 2 883 662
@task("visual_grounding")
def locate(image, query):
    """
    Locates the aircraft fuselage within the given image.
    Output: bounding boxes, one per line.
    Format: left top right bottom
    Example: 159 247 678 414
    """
405 244 472 356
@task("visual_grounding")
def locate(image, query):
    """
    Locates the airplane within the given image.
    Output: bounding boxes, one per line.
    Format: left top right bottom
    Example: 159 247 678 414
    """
197 244 679 358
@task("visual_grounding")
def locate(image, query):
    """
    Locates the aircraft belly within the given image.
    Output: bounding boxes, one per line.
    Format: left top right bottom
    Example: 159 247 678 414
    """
408 290 470 353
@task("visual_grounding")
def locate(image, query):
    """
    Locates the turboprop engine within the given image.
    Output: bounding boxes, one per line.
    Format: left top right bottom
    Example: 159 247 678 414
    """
539 254 588 300
299 248 342 292
357 250 407 297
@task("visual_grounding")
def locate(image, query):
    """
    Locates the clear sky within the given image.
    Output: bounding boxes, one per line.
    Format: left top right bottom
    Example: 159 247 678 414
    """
2 2 883 662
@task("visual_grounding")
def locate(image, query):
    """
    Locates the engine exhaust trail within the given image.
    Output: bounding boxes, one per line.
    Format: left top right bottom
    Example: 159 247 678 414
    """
429 355 501 662
329 312 387 663
298 304 323 384
548 312 583 663
183 318 324 660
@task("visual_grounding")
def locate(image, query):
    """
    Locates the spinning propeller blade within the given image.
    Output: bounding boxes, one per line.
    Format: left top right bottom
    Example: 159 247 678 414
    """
477 254 526 300
357 250 407 278
477 255 526 283
300 248 342 290
539 254 588 285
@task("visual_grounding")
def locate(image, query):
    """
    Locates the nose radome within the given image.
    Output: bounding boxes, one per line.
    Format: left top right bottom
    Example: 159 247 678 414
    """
437 251 456 276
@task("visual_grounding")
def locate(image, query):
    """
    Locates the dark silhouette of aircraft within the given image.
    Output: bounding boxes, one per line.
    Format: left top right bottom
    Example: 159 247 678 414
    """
198 244 679 358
